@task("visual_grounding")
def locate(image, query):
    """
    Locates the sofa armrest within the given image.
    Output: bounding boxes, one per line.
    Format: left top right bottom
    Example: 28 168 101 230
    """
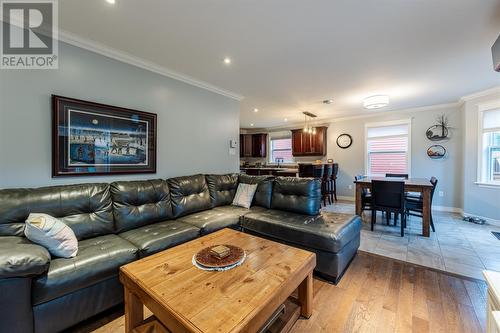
0 236 50 278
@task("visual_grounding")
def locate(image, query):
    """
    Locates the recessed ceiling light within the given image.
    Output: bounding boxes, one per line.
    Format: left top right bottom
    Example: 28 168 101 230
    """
284 118 288 122
223 57 231 65
250 123 254 127
253 108 259 113
363 95 389 109
106 0 115 4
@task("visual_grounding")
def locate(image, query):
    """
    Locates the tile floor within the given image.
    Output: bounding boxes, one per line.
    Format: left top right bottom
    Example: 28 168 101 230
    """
322 201 500 280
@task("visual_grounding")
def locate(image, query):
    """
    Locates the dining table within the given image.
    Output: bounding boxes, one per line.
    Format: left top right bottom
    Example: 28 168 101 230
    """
354 177 434 237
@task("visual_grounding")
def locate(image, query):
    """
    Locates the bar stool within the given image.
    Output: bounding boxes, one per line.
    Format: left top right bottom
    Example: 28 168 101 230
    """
322 164 333 206
331 163 339 202
298 164 314 177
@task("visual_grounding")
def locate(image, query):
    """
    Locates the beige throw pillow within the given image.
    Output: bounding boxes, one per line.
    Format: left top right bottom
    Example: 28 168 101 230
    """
232 183 258 209
25 213 78 258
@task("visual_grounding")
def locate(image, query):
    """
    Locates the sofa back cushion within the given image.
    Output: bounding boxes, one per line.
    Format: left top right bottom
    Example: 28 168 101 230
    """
271 177 321 215
206 174 239 207
0 183 113 240
110 179 173 233
238 174 274 208
168 174 212 218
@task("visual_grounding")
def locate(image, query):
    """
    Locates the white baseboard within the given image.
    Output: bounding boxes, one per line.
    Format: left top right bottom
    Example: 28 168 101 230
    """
432 205 463 213
336 196 355 201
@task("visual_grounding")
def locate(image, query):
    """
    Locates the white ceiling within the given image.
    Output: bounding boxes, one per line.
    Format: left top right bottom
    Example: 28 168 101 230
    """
59 0 500 128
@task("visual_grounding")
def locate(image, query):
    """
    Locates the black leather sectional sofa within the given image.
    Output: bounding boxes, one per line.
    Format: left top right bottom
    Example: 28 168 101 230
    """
0 174 361 333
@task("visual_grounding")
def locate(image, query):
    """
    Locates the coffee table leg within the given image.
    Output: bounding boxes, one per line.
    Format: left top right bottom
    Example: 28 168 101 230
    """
124 287 143 333
298 272 313 318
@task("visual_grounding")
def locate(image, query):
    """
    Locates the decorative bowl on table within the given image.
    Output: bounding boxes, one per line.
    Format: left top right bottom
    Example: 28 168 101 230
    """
194 244 245 270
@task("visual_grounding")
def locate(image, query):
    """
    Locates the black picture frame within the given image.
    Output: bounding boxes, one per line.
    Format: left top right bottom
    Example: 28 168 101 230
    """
52 95 157 177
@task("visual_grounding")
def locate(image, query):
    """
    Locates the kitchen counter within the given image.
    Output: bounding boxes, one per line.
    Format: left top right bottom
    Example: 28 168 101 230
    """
240 167 298 176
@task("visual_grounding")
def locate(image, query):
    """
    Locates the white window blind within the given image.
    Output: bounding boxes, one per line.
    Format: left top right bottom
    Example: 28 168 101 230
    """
366 122 410 177
270 138 293 163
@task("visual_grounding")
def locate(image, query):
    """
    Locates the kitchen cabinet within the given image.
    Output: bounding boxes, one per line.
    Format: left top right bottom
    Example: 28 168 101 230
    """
252 134 267 158
291 127 327 156
239 133 267 158
240 134 253 157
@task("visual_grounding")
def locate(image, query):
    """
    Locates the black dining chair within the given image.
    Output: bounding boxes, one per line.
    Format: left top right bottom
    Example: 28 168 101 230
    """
354 175 372 213
406 177 438 232
371 180 406 237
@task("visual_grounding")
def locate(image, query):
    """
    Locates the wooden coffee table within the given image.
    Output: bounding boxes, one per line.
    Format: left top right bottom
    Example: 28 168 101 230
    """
119 228 316 333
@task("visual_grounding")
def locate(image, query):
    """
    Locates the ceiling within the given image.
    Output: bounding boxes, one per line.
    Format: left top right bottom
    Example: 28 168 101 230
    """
59 0 500 128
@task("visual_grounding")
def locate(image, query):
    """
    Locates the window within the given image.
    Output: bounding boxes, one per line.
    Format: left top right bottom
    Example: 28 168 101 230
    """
478 108 500 185
270 138 293 163
365 120 411 177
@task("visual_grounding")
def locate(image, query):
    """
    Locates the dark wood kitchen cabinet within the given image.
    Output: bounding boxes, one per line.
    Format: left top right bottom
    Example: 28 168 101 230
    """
252 134 267 158
239 133 267 158
240 134 253 157
291 127 327 156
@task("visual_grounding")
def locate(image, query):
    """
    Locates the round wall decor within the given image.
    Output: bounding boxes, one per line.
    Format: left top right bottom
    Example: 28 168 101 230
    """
336 134 352 149
427 145 446 159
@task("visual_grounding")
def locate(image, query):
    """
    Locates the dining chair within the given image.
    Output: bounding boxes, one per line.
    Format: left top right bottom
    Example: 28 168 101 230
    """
371 180 406 237
354 175 372 213
406 177 438 232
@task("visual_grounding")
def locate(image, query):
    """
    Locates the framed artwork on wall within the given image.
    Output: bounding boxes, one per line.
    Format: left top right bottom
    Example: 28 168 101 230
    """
52 95 157 177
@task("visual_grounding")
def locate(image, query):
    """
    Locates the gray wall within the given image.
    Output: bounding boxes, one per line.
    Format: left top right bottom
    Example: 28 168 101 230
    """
462 92 500 220
326 105 463 209
0 42 240 188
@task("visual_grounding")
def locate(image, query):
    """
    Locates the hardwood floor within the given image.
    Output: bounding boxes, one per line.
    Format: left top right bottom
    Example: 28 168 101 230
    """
73 252 487 333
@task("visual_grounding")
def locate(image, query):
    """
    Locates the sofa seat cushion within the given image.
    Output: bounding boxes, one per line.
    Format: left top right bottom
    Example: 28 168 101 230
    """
177 208 239 235
241 210 361 253
32 234 138 305
119 221 200 258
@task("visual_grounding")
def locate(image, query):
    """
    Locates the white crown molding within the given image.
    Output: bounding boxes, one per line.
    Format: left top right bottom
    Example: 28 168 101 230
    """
251 101 460 132
57 30 244 101
460 86 500 103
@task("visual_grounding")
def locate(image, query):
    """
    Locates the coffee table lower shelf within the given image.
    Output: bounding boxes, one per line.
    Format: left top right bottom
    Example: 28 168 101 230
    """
132 298 301 333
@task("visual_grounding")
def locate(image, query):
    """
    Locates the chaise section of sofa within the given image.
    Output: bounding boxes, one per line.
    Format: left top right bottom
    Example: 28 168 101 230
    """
241 177 361 283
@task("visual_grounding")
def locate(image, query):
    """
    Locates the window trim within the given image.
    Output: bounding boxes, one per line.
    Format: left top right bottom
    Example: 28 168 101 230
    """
364 119 412 177
476 101 500 188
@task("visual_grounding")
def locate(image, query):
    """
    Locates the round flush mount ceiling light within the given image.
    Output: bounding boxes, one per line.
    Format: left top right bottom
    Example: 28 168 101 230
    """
253 108 259 113
223 57 231 65
363 95 389 109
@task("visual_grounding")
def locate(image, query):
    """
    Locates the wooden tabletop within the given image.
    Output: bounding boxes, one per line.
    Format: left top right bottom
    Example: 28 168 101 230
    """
354 177 433 187
120 228 316 333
